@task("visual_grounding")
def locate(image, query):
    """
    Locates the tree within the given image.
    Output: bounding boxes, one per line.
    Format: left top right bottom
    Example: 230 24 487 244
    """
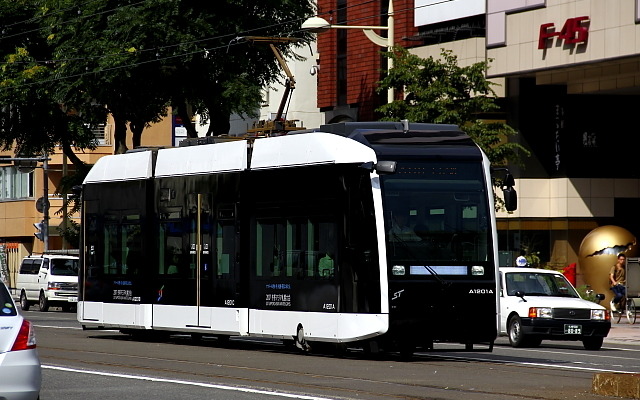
376 47 530 209
0 1 98 167
38 0 315 152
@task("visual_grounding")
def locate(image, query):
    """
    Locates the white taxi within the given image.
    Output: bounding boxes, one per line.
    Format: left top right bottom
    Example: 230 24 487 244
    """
499 267 610 350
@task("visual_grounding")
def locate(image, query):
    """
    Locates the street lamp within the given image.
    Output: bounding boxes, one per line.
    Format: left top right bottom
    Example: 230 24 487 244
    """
301 1 395 103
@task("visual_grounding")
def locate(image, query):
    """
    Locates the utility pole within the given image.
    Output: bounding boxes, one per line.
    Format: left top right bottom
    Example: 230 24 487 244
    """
42 153 49 252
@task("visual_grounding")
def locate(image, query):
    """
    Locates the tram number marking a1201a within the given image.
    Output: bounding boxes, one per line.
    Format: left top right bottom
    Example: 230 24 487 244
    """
224 299 235 306
323 303 336 310
469 288 494 294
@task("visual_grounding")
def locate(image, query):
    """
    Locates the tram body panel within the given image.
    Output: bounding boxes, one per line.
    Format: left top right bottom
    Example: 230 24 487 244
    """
151 305 249 336
247 310 388 342
79 302 153 329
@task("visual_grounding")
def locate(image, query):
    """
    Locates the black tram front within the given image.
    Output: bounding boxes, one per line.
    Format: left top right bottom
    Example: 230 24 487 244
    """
320 122 502 351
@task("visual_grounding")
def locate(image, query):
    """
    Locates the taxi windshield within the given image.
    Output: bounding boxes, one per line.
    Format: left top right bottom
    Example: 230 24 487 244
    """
505 272 580 298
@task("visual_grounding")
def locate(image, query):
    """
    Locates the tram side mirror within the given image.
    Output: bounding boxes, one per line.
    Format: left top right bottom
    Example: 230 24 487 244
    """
502 173 517 212
505 173 515 187
375 161 396 175
503 186 517 212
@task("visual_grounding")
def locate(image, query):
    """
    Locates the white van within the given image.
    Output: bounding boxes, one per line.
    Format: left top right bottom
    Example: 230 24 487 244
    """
17 254 79 312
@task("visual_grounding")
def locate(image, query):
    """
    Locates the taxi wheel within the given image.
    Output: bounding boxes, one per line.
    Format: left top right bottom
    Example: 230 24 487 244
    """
508 316 526 347
582 337 603 350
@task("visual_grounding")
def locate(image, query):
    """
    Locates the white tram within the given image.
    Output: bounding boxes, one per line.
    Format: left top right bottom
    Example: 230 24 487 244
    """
78 122 516 354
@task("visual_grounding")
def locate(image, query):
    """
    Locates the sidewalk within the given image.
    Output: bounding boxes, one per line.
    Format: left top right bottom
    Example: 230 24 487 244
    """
595 320 640 399
605 320 640 345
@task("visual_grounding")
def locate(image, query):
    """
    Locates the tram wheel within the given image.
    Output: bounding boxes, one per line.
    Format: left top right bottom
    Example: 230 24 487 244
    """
294 323 310 352
399 341 415 360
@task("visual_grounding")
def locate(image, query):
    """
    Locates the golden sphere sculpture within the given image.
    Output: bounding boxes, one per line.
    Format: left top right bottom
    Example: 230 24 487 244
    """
578 225 637 309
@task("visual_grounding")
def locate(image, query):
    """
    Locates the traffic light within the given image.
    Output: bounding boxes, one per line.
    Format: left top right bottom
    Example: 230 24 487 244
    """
34 221 45 241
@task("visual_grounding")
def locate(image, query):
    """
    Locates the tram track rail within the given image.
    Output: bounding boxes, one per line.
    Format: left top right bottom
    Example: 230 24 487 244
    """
36 334 600 400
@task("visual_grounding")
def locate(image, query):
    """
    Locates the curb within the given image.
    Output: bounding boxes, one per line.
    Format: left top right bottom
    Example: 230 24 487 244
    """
593 373 640 399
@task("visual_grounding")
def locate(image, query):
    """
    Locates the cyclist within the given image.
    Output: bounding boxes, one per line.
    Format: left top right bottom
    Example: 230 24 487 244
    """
609 253 627 312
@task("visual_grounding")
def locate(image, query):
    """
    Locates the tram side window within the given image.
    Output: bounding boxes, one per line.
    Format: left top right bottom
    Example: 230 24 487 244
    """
216 222 235 278
255 217 337 279
158 216 184 275
102 215 143 276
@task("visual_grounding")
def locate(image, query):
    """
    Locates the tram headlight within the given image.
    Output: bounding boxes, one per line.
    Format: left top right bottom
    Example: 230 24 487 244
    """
471 266 484 276
392 265 405 275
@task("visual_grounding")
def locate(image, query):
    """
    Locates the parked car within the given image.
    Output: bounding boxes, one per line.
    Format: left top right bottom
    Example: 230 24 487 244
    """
0 280 41 400
17 253 79 312
499 267 610 350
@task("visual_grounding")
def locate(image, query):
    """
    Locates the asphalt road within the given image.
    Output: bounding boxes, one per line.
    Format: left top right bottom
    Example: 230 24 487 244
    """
26 309 640 400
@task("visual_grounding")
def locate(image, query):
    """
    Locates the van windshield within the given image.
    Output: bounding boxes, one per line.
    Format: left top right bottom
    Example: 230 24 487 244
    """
51 259 79 276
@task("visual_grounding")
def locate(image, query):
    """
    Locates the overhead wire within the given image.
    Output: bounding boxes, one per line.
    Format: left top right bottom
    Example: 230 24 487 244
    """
0 0 148 43
0 0 454 92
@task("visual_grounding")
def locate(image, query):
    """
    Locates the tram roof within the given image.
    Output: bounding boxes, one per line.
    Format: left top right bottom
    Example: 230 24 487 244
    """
84 150 153 183
312 121 474 145
305 122 481 158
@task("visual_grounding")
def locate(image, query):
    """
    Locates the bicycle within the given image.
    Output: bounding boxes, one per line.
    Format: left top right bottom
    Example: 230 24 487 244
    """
611 296 636 324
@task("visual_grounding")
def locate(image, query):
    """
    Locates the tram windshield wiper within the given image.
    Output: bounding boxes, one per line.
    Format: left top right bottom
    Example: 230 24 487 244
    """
390 233 446 286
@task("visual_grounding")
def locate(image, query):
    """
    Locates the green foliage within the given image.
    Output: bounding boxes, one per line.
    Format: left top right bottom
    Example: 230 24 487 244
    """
376 48 530 210
0 0 315 155
576 285 602 304
57 219 80 249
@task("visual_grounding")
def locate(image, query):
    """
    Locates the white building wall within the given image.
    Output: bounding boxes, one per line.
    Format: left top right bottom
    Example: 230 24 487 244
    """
496 178 640 219
258 41 324 130
195 42 323 137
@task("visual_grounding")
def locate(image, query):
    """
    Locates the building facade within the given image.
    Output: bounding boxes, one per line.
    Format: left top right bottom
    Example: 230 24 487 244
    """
487 0 640 279
313 0 640 285
0 115 174 289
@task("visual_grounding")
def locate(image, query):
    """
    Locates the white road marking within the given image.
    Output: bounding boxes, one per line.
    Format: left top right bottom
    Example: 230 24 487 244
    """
42 365 337 400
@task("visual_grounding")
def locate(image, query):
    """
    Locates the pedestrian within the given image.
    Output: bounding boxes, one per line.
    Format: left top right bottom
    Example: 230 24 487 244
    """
609 253 627 312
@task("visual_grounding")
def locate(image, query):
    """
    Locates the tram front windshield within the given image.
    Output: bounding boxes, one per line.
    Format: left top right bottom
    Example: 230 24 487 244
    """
380 161 491 272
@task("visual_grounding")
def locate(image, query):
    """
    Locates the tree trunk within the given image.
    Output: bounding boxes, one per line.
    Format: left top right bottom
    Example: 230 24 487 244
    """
113 114 128 154
129 118 145 149
204 98 231 136
176 101 198 139
60 140 86 170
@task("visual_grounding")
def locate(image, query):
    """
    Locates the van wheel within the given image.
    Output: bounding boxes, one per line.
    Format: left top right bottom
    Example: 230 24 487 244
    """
20 291 30 311
39 291 49 312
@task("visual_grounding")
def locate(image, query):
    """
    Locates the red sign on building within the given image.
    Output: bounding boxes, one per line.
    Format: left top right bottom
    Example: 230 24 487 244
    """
538 16 589 49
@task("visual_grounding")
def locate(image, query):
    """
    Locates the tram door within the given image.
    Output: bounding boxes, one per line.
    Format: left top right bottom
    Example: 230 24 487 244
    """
185 193 214 328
